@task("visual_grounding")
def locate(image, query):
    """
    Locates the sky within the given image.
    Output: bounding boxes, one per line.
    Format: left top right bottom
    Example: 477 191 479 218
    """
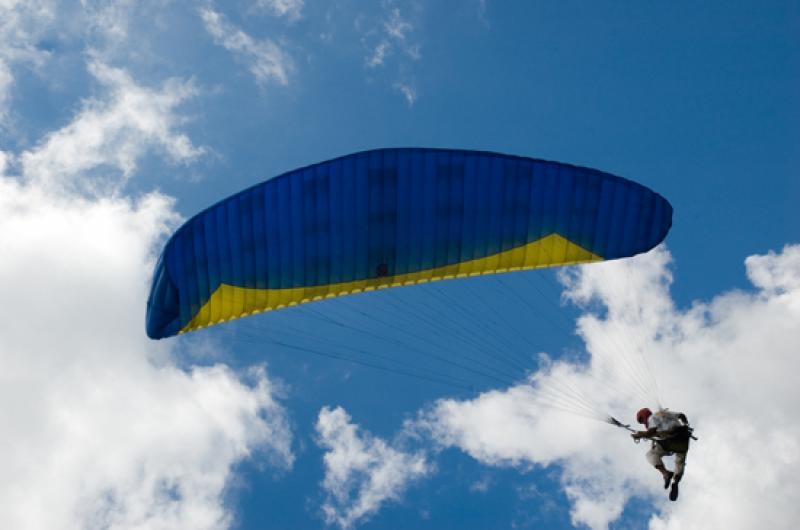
1 1 798 529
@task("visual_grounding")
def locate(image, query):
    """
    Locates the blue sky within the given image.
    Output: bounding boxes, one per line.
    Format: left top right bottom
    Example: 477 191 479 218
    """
1 2 798 530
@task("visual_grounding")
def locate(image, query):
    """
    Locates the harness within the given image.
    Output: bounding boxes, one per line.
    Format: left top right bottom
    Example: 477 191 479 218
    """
654 425 694 454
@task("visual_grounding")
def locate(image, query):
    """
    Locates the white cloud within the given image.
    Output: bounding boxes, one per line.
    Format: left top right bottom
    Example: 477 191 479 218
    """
383 7 412 42
366 40 390 68
357 3 420 106
745 245 800 294
0 149 10 174
316 406 430 529
0 1 182 130
0 60 12 121
20 60 204 194
0 63 293 529
0 175 294 530
79 0 133 41
200 8 292 88
253 0 304 21
393 81 416 106
414 245 800 529
0 0 56 124
469 476 491 493
364 6 420 69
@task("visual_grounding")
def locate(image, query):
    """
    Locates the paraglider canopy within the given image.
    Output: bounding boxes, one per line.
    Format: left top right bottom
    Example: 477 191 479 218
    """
146 148 672 339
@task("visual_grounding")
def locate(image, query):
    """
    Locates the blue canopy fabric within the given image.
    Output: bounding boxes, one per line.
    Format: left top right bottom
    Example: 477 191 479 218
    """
146 148 672 339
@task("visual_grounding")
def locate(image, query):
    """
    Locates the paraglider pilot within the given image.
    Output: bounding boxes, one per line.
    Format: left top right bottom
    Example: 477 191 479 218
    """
631 408 692 501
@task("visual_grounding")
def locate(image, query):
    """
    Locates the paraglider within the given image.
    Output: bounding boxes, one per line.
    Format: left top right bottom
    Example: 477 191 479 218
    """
146 147 685 497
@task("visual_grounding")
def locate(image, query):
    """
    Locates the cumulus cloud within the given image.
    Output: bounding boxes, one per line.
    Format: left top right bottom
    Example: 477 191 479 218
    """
19 60 204 193
200 8 292 88
316 406 430 529
414 245 800 529
0 62 293 529
745 246 800 294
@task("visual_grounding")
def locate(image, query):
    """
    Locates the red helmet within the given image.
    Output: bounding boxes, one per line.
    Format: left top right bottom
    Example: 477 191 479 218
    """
636 408 652 425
